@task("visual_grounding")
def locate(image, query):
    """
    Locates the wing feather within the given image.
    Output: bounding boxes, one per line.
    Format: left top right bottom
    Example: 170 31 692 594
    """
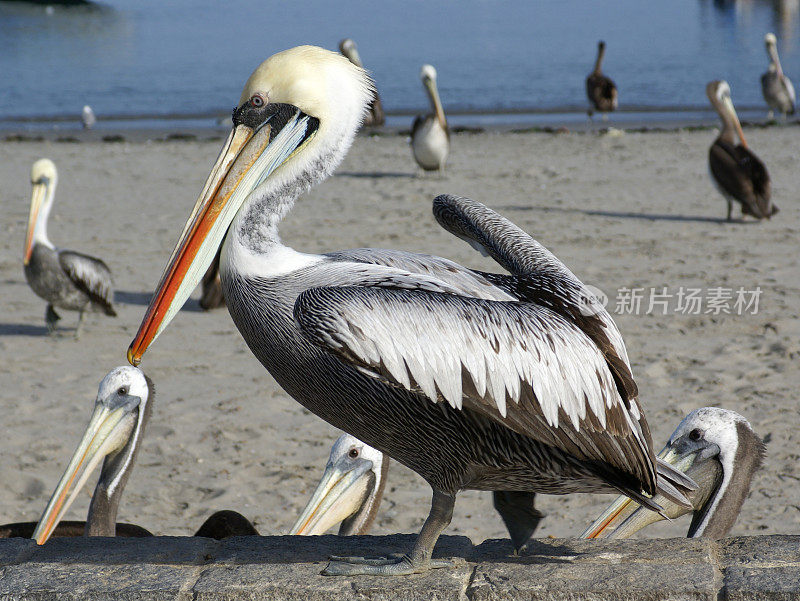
58 250 116 315
295 285 655 490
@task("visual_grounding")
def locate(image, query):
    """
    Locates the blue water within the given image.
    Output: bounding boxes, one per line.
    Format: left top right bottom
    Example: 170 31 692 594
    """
1 0 798 126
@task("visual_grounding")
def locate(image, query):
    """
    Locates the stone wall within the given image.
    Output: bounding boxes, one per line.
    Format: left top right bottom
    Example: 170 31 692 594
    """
0 534 796 600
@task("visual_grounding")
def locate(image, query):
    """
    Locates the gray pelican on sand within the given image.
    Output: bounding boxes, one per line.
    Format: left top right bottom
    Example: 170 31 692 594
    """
582 407 765 539
24 159 116 336
411 64 449 172
339 39 385 127
127 45 694 576
28 366 257 544
707 81 776 221
291 433 544 552
586 41 617 120
761 33 795 121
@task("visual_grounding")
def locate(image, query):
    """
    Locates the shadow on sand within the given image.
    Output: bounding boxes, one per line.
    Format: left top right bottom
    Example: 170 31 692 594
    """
0 323 49 337
114 290 203 312
496 205 756 225
336 171 415 179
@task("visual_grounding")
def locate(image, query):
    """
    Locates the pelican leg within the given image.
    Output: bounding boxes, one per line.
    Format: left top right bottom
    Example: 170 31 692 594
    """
45 304 60 334
74 309 86 339
322 490 458 576
726 198 733 222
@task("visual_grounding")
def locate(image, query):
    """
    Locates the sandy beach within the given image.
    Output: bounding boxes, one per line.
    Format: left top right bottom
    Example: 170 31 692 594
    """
0 126 797 544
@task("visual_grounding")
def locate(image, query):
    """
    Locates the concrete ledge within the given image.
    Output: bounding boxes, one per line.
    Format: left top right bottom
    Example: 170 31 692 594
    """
0 534 797 600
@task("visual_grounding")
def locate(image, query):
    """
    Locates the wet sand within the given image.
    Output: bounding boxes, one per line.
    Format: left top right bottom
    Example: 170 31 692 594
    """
0 126 797 543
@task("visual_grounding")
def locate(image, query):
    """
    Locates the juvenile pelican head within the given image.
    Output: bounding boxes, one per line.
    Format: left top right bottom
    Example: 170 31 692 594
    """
338 38 363 68
127 46 374 365
582 407 765 540
24 159 58 265
764 33 783 74
706 80 748 148
32 366 153 544
290 434 387 536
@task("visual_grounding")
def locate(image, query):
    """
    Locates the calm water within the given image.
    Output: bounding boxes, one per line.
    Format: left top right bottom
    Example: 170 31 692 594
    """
1 0 798 127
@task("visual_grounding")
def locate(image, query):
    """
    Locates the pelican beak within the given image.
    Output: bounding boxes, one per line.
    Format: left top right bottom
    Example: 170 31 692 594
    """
24 179 48 265
127 110 317 366
31 401 138 544
423 76 447 131
722 94 748 149
290 456 375 535
581 446 700 539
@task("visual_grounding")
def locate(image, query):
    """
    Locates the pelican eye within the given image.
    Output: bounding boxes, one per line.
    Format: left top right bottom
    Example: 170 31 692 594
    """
348 448 359 459
118 386 128 396
250 94 265 108
689 428 704 441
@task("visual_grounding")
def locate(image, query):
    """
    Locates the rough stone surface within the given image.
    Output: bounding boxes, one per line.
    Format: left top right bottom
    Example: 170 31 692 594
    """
0 535 796 600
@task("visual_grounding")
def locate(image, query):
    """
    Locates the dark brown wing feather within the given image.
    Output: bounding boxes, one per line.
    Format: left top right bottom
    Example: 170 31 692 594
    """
586 74 618 112
59 250 116 315
709 140 775 218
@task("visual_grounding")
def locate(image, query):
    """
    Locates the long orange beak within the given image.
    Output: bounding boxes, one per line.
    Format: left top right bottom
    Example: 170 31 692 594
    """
127 110 317 366
32 403 136 544
24 181 47 265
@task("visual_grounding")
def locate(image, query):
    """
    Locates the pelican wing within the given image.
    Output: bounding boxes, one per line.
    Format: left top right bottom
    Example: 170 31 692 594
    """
432 195 637 403
59 250 116 315
782 74 796 110
295 286 655 490
709 141 773 217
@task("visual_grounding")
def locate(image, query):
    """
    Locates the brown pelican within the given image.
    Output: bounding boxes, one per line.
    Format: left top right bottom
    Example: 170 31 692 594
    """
411 64 449 172
761 33 795 121
291 434 389 536
339 39 385 127
582 408 765 540
586 41 618 120
24 159 116 336
82 105 96 130
127 45 694 576
292 433 544 551
29 366 256 544
707 81 776 221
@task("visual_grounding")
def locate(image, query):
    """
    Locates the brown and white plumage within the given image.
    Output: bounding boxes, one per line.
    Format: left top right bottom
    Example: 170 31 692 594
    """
23 159 116 335
582 408 765 540
586 41 617 119
761 33 795 120
127 45 693 576
411 64 449 172
707 80 776 221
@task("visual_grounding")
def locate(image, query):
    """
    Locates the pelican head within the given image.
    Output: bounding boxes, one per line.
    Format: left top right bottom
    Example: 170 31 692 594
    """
127 46 374 365
24 158 57 265
765 32 777 48
32 366 153 544
420 64 446 130
582 407 764 540
706 80 748 148
290 434 387 536
338 38 363 68
764 33 783 74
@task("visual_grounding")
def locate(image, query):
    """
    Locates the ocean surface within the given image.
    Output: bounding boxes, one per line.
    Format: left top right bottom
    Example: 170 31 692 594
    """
1 0 798 129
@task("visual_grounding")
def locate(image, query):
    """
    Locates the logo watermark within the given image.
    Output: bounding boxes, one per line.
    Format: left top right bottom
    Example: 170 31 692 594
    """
578 286 762 316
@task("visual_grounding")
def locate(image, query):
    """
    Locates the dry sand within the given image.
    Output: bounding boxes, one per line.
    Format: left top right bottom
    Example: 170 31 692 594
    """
0 126 798 544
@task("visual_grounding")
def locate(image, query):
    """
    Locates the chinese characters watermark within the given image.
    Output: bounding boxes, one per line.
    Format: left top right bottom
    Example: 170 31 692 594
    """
579 286 761 316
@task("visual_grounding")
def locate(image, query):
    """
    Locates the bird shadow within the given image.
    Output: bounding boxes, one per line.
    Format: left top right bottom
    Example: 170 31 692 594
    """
497 205 759 224
471 538 584 565
114 290 203 312
0 323 49 337
336 171 415 179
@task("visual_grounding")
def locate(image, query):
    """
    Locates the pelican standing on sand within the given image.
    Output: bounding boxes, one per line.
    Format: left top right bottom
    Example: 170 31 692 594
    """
582 408 765 539
411 64 449 172
339 39 385 127
127 46 694 576
586 41 617 120
761 33 795 121
27 366 258 544
292 433 544 551
24 159 116 335
707 81 776 221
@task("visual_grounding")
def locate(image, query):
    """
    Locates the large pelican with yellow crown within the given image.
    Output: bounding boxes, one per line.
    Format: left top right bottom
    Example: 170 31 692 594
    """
127 46 694 576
